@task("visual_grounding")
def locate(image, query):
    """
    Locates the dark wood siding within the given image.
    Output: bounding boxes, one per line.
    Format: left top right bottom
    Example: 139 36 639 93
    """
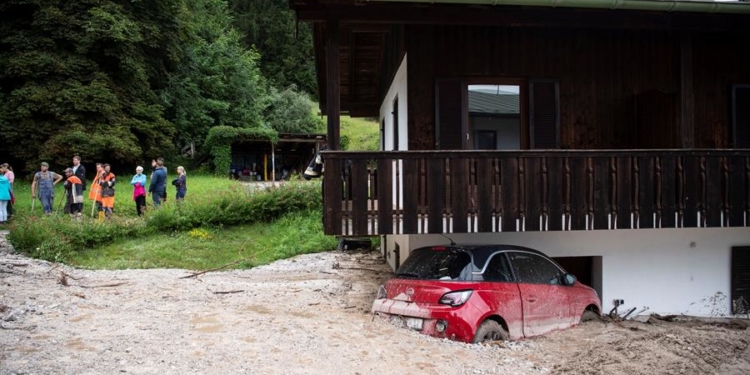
405 26 750 151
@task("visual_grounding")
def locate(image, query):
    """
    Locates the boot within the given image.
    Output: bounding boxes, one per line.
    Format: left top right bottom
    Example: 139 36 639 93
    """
98 211 105 221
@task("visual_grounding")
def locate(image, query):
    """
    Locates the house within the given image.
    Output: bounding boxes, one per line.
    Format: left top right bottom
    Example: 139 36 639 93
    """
290 0 750 317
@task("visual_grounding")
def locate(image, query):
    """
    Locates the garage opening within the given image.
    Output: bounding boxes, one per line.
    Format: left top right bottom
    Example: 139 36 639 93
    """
552 256 603 303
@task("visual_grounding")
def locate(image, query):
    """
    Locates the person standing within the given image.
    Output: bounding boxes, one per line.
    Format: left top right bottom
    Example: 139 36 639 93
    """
173 166 187 201
0 165 11 224
31 162 63 215
68 156 86 213
131 166 147 216
88 163 104 218
63 168 84 218
1 163 14 219
149 159 167 207
99 164 116 219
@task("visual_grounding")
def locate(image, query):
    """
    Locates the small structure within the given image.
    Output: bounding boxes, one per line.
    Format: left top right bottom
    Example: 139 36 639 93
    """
231 133 326 181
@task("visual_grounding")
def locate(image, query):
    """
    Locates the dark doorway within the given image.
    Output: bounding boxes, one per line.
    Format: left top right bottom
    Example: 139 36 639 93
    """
552 256 602 301
731 246 750 314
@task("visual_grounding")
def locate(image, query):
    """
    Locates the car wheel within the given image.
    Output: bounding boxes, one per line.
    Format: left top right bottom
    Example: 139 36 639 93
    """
581 310 600 323
473 320 509 343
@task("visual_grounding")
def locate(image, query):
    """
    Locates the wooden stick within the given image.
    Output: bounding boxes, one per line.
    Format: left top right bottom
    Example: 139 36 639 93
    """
79 282 128 289
179 259 247 279
211 290 244 295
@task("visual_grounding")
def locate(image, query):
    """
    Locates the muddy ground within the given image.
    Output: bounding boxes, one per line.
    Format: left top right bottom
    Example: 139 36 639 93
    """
2 231 750 375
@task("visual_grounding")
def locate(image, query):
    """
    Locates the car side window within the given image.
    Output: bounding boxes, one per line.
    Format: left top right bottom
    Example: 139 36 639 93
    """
509 252 564 285
483 253 513 282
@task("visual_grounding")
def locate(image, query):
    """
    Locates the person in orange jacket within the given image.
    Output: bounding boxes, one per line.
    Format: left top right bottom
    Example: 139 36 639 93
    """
88 163 104 218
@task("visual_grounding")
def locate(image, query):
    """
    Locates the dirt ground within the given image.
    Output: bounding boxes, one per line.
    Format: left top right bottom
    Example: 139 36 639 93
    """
2 231 750 375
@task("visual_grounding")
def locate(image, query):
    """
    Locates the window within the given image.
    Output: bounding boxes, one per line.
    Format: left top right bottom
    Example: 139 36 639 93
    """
732 246 750 314
392 97 399 150
509 252 564 285
483 252 513 282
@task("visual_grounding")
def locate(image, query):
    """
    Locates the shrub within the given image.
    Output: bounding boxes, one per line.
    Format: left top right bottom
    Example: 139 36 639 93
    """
7 180 324 262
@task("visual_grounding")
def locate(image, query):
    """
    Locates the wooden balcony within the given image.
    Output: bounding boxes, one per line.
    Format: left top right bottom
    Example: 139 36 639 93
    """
322 150 750 236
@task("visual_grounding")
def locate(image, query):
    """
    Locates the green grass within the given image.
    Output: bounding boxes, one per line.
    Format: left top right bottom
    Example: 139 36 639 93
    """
8 174 237 220
6 175 339 269
337 115 380 151
66 210 337 270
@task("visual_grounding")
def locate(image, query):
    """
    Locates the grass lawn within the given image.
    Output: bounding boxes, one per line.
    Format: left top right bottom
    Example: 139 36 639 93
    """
7 174 338 270
66 210 334 270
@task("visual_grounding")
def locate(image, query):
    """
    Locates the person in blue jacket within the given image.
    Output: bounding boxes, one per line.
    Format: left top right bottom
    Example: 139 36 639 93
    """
148 158 167 207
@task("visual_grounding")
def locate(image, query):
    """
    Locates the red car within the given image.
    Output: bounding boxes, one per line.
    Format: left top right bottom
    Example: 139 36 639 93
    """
372 244 602 343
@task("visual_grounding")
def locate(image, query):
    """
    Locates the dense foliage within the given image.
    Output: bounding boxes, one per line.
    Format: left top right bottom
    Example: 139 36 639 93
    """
0 0 320 173
0 0 181 170
229 0 317 97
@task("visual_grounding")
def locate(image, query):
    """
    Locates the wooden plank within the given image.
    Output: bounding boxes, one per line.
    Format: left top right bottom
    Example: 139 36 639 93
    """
705 156 722 227
728 156 747 227
376 159 393 234
616 157 633 229
501 158 519 232
638 156 656 229
427 158 445 233
569 157 587 230
682 156 700 227
661 156 678 228
325 20 340 150
451 158 469 233
476 158 493 232
402 159 419 233
547 157 564 231
525 157 542 231
350 160 369 234
593 157 609 230
324 158 343 235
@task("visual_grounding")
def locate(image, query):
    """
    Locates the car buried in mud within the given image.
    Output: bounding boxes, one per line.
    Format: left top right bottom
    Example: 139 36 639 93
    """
372 244 602 343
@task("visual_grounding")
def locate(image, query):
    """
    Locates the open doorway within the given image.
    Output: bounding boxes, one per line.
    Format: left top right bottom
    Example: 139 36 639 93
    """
553 256 603 300
467 84 522 150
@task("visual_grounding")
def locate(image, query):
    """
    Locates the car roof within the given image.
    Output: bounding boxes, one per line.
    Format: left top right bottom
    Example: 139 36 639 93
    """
417 244 551 269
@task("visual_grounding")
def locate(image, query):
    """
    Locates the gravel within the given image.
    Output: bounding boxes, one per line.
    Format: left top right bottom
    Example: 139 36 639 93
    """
2 230 750 375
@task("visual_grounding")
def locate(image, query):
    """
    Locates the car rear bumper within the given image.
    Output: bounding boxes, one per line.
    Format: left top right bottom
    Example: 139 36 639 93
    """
371 299 476 342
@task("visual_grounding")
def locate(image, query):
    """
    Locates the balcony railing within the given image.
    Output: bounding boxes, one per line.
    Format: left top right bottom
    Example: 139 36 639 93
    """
321 150 750 236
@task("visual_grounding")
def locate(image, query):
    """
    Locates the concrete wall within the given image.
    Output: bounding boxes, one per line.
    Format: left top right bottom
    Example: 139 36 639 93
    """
381 227 750 317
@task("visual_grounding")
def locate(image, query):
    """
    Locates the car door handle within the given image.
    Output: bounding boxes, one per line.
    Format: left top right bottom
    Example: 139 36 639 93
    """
526 297 537 303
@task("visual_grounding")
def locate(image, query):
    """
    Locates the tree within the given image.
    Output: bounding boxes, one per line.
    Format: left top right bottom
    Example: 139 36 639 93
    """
228 0 317 98
263 85 323 134
161 0 267 152
0 0 181 171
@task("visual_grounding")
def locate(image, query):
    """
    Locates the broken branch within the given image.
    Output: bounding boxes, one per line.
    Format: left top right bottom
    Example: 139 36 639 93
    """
78 282 128 289
179 258 250 279
211 290 244 295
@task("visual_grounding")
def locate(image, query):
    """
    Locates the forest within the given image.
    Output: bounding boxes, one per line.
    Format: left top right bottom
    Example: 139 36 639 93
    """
0 0 319 173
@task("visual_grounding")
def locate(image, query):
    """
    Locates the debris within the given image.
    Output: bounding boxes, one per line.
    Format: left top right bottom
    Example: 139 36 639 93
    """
79 282 128 289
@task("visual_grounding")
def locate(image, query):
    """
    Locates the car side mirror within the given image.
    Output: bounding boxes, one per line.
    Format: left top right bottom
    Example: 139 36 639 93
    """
564 274 577 286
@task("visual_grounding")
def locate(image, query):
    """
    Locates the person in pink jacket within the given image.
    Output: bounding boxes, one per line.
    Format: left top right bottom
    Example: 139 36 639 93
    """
131 166 147 216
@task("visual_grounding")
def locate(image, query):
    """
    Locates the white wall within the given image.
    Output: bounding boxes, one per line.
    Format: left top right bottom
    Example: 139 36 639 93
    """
379 54 408 152
381 227 750 317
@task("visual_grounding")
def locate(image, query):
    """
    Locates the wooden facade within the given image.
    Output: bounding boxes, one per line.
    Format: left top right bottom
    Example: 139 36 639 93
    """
292 0 750 236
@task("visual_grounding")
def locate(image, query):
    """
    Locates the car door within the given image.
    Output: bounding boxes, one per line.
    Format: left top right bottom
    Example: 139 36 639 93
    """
477 252 523 338
508 251 572 337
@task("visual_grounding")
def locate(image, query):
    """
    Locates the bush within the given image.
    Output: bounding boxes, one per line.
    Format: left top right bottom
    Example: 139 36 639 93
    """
7 180 323 262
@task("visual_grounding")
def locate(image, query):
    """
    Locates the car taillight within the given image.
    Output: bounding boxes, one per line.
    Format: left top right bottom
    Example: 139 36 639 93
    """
438 290 473 307
376 285 387 299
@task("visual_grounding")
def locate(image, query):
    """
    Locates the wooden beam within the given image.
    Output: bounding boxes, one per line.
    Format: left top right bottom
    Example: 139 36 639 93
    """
326 20 341 150
296 4 750 32
680 34 695 149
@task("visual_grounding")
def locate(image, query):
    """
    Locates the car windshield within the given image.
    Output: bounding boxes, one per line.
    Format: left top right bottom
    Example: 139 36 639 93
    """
396 248 473 281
